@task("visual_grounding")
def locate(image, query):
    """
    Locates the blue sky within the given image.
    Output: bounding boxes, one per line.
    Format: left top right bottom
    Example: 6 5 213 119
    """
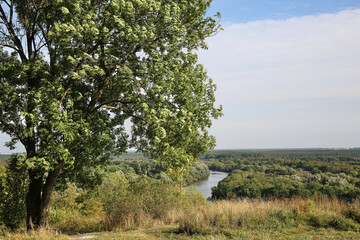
1 0 360 152
208 0 360 23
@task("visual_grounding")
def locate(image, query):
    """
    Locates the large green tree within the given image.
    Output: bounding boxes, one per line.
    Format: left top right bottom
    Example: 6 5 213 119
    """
0 0 221 229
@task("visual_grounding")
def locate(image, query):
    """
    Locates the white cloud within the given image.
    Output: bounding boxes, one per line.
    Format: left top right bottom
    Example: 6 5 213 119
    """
199 9 360 148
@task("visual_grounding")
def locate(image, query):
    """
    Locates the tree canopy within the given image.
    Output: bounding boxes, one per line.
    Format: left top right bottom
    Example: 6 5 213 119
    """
0 0 221 229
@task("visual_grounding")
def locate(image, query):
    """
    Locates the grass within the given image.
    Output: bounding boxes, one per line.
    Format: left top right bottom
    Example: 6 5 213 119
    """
0 228 71 240
175 198 360 239
70 226 360 240
3 227 360 240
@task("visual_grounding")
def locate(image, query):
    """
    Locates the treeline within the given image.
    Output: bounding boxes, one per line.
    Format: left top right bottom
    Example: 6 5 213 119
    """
202 149 360 201
107 153 210 185
203 149 360 161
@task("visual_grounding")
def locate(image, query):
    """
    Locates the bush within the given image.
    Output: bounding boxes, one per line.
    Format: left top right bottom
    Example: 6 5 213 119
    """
307 213 334 228
99 173 205 229
0 156 28 230
50 184 106 233
308 212 359 231
343 204 360 223
50 172 207 232
178 212 207 235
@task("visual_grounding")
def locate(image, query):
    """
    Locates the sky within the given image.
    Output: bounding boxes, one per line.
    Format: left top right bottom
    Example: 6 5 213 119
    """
197 0 360 149
1 0 360 152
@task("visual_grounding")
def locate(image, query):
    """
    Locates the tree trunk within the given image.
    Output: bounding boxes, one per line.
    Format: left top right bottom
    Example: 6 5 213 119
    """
26 172 42 230
39 162 64 228
26 162 64 230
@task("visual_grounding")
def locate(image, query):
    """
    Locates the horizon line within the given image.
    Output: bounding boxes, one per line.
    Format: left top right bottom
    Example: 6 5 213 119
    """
1 147 360 155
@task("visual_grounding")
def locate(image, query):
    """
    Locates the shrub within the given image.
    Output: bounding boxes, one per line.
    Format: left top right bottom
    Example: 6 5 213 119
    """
50 184 106 233
97 173 207 230
178 212 207 235
0 156 28 230
343 205 360 223
328 217 358 231
295 199 315 219
308 213 358 231
49 172 207 232
307 213 334 228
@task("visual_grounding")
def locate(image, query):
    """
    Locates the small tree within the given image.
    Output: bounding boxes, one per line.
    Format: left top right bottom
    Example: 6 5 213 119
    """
0 0 221 229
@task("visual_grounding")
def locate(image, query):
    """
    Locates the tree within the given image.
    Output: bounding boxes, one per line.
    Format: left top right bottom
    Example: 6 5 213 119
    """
0 0 222 230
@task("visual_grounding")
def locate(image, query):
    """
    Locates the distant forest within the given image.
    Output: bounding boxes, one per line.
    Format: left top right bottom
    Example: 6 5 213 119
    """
201 149 360 201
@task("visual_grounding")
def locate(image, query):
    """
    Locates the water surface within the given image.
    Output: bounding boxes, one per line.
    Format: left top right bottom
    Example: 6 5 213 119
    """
190 171 228 199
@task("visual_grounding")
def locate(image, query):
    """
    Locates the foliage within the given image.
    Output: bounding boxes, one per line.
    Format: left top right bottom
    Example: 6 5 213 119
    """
49 183 106 233
0 155 10 166
50 172 207 232
106 154 210 185
0 156 28 230
0 164 5 174
203 149 360 201
184 161 210 185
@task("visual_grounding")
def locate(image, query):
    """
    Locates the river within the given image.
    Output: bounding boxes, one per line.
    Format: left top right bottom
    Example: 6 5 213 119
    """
190 170 228 199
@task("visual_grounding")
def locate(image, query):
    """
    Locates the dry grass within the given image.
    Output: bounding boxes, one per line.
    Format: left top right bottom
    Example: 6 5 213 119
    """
2 197 360 239
0 228 71 240
178 197 360 235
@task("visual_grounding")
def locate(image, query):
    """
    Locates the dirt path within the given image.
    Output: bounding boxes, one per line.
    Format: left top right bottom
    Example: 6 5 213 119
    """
68 232 104 239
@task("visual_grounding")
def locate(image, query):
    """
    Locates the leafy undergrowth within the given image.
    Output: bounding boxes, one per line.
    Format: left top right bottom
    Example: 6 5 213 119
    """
48 174 206 234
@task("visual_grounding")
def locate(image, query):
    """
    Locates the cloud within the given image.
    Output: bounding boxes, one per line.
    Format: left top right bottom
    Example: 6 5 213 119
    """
198 9 360 148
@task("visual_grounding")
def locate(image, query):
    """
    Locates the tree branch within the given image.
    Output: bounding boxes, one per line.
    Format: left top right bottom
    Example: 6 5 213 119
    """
0 28 12 38
0 42 19 52
88 74 113 110
0 118 26 145
59 87 70 103
2 0 11 9
99 105 122 110
91 99 133 111
0 4 28 61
